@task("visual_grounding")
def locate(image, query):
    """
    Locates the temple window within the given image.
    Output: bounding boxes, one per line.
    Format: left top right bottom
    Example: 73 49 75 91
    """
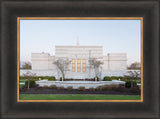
72 59 75 72
82 59 86 72
77 59 81 72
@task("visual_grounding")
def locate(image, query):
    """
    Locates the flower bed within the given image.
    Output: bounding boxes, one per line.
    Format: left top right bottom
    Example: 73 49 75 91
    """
20 84 140 95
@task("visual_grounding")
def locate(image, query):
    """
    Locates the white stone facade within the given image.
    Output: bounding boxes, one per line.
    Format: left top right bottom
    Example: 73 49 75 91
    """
21 45 127 79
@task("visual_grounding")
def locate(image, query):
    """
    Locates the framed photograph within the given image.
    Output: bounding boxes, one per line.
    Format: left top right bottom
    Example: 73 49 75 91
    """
1 0 159 119
18 17 143 102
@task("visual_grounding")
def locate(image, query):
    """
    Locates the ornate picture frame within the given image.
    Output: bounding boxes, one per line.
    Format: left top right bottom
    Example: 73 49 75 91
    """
1 0 159 118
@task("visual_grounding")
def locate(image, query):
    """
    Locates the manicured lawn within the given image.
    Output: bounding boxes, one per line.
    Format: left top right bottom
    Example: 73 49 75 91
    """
20 94 141 100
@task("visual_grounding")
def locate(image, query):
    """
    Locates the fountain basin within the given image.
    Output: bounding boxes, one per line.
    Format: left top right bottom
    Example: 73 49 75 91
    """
36 80 125 89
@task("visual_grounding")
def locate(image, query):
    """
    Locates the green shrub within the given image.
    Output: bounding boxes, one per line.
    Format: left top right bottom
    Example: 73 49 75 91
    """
125 81 131 88
38 76 56 81
103 76 124 81
103 76 141 82
125 81 137 88
117 76 123 80
89 87 95 91
47 77 56 81
103 76 112 81
25 80 36 88
49 85 57 89
67 86 73 91
20 76 56 81
57 86 64 90
110 76 119 80
78 86 85 91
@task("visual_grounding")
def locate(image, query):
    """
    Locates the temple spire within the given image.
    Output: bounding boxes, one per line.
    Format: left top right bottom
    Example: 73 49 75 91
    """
77 36 79 46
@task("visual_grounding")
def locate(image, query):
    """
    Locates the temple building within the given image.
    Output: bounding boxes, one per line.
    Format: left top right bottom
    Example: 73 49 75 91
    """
20 38 127 79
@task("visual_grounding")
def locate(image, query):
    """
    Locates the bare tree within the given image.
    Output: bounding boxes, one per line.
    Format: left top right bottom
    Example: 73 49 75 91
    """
124 70 141 87
22 71 36 89
125 70 141 79
127 62 141 70
53 58 71 81
88 58 103 81
21 62 32 69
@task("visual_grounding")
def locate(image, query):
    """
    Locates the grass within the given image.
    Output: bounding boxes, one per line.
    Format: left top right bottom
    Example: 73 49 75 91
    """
20 94 141 100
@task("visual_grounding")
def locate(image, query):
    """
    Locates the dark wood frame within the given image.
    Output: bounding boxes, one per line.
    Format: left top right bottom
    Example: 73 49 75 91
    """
1 0 159 118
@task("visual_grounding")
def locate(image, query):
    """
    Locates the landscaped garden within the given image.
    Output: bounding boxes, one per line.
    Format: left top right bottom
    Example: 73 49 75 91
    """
19 74 141 100
20 83 140 94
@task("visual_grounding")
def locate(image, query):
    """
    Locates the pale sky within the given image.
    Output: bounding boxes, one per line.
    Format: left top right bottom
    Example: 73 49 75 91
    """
20 19 141 66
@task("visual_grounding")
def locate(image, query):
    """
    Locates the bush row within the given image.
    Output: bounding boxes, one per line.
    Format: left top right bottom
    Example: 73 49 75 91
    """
20 76 56 81
20 83 140 93
125 81 137 88
23 79 138 91
25 80 36 88
59 77 99 81
103 76 140 81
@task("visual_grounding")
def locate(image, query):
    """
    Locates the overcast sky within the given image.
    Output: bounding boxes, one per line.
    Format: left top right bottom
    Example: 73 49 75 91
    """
20 19 141 66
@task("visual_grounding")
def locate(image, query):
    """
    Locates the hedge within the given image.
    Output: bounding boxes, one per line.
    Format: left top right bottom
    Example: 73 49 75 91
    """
25 80 36 88
125 81 137 88
103 76 112 81
103 76 140 82
20 76 56 81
